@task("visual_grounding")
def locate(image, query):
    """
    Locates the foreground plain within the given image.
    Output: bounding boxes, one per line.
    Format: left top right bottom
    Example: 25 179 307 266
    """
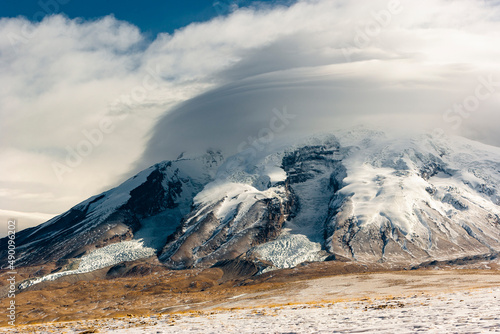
1 262 500 333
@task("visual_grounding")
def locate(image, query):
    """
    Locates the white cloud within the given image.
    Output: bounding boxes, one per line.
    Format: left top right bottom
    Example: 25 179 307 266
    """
142 0 500 164
1 0 500 235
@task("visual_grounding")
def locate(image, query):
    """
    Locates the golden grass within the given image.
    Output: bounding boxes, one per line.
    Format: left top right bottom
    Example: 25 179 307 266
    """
1 259 499 327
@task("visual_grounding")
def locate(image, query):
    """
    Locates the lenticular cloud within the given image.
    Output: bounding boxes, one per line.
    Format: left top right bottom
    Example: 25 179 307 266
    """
140 0 500 167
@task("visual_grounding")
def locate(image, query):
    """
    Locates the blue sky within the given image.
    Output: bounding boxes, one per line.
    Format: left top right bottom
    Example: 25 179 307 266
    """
0 0 290 37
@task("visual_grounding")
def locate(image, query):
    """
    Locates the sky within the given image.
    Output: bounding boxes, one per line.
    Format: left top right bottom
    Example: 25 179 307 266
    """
1 0 500 236
0 0 277 37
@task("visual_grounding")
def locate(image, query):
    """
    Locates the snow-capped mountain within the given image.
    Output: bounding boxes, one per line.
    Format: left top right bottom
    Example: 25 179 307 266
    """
324 131 500 263
2 150 224 268
2 130 500 278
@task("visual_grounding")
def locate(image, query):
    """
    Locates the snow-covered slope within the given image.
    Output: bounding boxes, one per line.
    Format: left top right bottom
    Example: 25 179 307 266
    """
3 130 500 276
324 130 500 263
159 130 500 269
0 150 223 267
159 150 296 269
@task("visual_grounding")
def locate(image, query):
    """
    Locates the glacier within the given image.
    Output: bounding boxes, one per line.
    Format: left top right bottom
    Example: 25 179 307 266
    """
18 240 156 289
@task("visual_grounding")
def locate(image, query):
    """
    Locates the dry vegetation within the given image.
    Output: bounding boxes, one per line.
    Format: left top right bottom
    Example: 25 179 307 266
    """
1 258 499 327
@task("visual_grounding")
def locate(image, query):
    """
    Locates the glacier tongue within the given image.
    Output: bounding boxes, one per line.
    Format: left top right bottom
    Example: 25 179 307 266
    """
252 234 326 270
248 137 346 269
19 240 156 289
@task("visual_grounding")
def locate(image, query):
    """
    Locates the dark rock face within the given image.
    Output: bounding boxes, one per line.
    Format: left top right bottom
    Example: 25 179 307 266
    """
212 256 272 282
125 164 177 216
419 161 448 180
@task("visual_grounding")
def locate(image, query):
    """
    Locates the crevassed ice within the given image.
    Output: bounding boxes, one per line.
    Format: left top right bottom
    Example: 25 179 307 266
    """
253 234 327 270
19 240 155 289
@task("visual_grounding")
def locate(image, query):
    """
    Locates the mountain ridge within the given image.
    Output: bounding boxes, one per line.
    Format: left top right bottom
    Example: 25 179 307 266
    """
3 130 500 287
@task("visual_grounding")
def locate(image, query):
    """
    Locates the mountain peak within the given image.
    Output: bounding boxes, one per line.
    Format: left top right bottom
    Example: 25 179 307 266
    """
3 131 500 287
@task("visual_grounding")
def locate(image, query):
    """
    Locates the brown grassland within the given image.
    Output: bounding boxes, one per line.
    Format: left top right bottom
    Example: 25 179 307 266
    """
1 258 499 327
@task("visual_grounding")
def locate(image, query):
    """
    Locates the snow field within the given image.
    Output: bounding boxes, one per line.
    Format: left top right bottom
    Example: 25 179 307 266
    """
103 287 500 333
8 287 500 333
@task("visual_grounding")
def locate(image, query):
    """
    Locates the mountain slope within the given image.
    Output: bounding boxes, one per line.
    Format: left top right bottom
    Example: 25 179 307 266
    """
325 131 500 263
2 131 500 280
1 150 223 267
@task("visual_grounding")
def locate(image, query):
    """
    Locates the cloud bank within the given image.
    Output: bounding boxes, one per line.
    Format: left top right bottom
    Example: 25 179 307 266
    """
1 0 500 234
142 0 500 164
